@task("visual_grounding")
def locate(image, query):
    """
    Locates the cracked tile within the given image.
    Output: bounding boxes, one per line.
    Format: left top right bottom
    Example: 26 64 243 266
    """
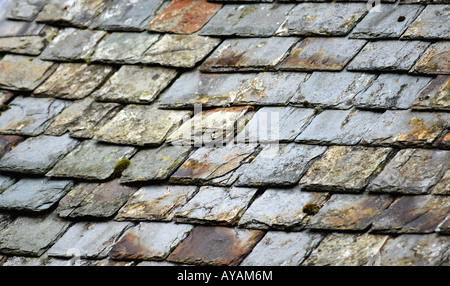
411 42 450 75
402 5 450 40
411 76 450 111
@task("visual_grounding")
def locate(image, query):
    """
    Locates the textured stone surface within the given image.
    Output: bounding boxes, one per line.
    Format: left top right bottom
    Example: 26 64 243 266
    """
109 222 193 260
239 187 329 230
432 169 450 195
280 37 366 71
0 134 79 174
402 5 450 39
0 176 15 193
235 144 327 187
367 148 449 194
0 0 44 37
0 26 58 56
0 135 24 159
241 231 324 266
93 65 177 103
95 105 191 146
120 145 192 183
411 76 450 111
437 215 450 234
0 90 13 105
347 40 430 72
201 37 299 72
116 185 198 221
7 0 47 21
167 226 264 266
411 42 450 75
276 3 367 36
47 140 137 180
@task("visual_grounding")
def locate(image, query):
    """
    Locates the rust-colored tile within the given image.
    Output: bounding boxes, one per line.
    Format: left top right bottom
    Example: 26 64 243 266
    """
411 42 450 75
167 226 264 266
0 135 24 159
147 0 222 34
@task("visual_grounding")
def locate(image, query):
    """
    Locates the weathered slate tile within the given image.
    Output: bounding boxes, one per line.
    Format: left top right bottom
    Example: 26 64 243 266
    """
148 0 222 34
402 5 450 40
0 90 13 105
350 4 423 39
95 105 191 146
116 185 198 221
367 148 449 194
239 187 329 230
48 221 132 259
290 72 376 108
295 109 382 145
280 37 366 71
411 76 450 111
0 0 44 37
142 33 221 68
109 222 193 260
0 135 24 159
166 226 264 266
0 26 58 56
33 63 114 100
439 132 450 149
347 40 430 72
200 3 294 37
170 144 257 185
276 3 367 36
0 175 15 194
0 96 71 136
0 212 14 232
120 145 192 183
174 186 257 225
235 144 327 187
303 233 390 266
411 42 450 75
40 28 106 61
90 0 165 31
201 37 299 72
372 195 450 233
92 65 177 104
437 215 450 234
307 194 393 231
0 213 71 256
400 0 450 3
361 110 450 147
56 182 97 217
300 146 393 193
91 32 159 64
241 231 324 266
0 134 79 175
354 74 433 110
44 97 121 139
369 234 450 266
46 140 137 180
0 178 73 212
7 0 48 21
0 55 56 91
432 169 450 195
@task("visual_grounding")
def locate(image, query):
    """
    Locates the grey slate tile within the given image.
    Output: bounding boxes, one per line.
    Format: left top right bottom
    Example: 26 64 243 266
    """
0 212 14 231
411 75 450 111
0 135 25 159
432 169 450 195
402 5 450 40
411 42 450 75
0 175 15 194
0 26 58 56
436 215 450 234
7 0 48 21
0 0 45 37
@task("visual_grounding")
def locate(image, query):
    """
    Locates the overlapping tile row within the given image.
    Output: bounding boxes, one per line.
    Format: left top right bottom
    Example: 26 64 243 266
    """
0 0 449 267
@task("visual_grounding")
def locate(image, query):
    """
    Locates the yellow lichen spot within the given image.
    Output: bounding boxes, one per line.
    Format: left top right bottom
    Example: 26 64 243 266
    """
163 155 171 161
112 158 131 177
302 203 320 215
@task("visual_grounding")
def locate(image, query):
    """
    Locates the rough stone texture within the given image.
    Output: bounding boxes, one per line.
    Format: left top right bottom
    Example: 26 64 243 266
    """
0 178 73 212
48 221 132 259
91 32 160 64
200 3 294 37
166 225 264 266
437 215 450 234
40 28 106 61
411 76 450 111
303 233 390 266
116 185 198 221
347 40 430 72
402 5 450 40
350 4 423 39
411 42 450 75
33 63 114 100
235 144 327 187
276 3 367 36
95 105 191 146
0 90 13 105
0 134 79 174
0 96 71 136
367 148 450 194
372 195 450 233
46 140 137 180
120 145 192 183
290 72 376 109
0 55 57 91
7 0 48 21
92 65 177 104
0 0 44 37
432 169 450 195
354 74 434 110
280 37 366 71
0 26 58 56
148 0 223 34
142 33 221 68
201 37 299 72
0 135 24 159
300 146 393 193
174 186 258 225
241 231 324 266
0 213 71 256
109 222 193 260
307 194 393 231
0 175 15 193
239 187 329 230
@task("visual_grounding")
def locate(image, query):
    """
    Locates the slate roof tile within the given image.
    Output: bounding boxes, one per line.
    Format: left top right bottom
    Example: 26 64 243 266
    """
402 5 450 40
432 169 450 195
0 90 13 105
0 25 58 56
0 1 44 37
411 75 450 110
7 0 47 21
0 135 24 159
411 41 450 74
